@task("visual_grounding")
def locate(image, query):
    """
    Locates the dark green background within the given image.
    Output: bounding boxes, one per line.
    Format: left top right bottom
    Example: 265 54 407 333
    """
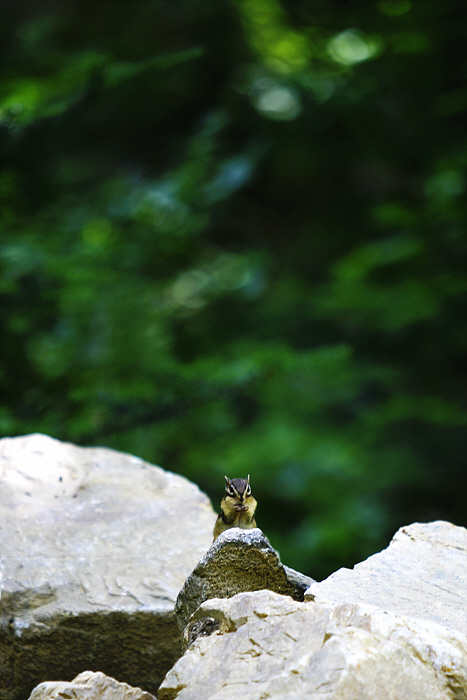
1 0 466 580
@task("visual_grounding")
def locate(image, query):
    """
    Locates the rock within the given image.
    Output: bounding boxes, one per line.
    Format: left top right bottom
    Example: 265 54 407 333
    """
305 520 467 635
174 527 314 635
159 590 467 700
0 434 216 700
28 670 156 699
159 521 467 700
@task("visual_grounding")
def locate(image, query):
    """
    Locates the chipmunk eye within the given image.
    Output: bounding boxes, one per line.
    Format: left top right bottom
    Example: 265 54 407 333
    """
227 486 235 496
245 486 251 496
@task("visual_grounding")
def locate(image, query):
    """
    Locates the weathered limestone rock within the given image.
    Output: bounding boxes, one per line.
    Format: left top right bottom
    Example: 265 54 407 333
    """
160 590 467 700
159 521 467 700
0 434 216 700
28 670 156 700
174 527 313 635
306 520 467 635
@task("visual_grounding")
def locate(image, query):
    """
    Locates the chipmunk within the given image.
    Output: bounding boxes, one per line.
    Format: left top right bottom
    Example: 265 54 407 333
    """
213 475 258 541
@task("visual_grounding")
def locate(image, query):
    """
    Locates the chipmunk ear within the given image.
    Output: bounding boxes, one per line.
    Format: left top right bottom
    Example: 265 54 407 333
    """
247 474 250 484
224 475 231 487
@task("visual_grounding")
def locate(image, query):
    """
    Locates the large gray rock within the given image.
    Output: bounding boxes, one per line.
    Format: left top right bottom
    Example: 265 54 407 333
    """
0 434 216 700
28 670 156 700
159 521 467 700
174 527 313 635
306 520 467 635
159 590 467 700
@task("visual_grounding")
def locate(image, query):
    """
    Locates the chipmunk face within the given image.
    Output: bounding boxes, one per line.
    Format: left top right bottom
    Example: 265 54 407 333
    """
224 475 252 512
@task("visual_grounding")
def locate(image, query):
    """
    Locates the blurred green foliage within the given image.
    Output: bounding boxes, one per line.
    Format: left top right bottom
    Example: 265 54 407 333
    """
1 0 466 580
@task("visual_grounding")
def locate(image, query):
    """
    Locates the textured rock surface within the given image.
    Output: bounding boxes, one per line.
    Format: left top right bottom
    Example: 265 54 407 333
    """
306 520 467 635
0 434 216 700
160 521 467 700
160 590 467 700
28 670 156 700
175 527 313 635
